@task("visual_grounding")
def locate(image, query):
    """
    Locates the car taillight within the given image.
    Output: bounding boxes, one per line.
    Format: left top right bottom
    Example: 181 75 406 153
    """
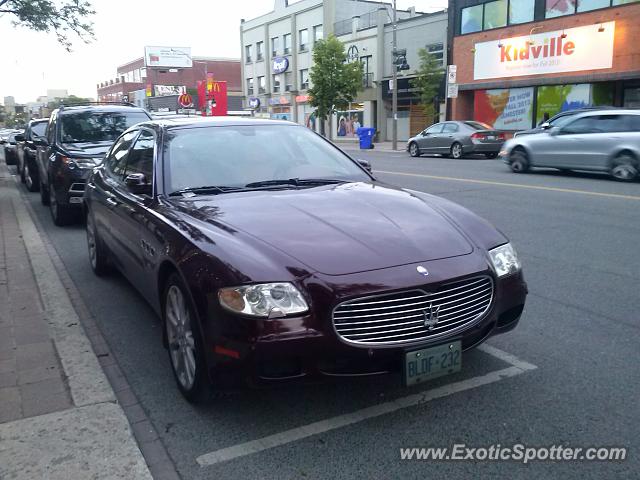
471 133 484 140
497 133 506 140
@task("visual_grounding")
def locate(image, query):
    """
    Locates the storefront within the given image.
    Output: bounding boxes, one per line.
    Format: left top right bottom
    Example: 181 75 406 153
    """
450 1 640 130
295 95 321 132
268 96 292 121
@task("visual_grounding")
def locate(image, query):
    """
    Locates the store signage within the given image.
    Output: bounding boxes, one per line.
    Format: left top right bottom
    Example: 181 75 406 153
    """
295 95 310 103
248 97 261 109
268 97 290 105
272 57 289 74
474 22 615 80
144 46 192 68
154 85 186 96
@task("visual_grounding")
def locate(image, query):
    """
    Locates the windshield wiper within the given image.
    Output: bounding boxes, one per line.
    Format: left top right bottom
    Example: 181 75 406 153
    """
168 185 245 197
244 178 347 189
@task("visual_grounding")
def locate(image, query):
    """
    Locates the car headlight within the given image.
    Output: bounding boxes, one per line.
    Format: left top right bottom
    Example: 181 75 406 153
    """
489 243 521 277
218 282 309 318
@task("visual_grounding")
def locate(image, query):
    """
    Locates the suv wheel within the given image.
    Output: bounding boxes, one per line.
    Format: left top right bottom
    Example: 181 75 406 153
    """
19 160 26 182
86 210 109 275
24 164 39 192
49 183 74 226
40 180 49 205
164 273 212 403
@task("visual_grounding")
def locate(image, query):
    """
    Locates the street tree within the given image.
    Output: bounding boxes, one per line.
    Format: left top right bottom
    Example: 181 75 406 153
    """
47 94 93 110
411 48 444 125
308 35 363 136
0 0 95 51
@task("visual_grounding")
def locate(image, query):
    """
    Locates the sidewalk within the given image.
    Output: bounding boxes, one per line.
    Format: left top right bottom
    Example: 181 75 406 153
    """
0 163 152 479
334 140 406 153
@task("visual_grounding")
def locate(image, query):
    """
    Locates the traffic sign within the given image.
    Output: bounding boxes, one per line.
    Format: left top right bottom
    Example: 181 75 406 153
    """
178 93 193 108
447 65 457 84
447 83 459 99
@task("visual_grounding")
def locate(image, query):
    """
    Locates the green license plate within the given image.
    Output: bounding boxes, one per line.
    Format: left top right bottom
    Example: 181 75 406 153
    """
404 341 462 386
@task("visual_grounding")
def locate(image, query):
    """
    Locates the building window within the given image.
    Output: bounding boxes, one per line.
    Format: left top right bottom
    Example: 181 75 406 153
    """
246 78 254 96
299 29 309 51
508 0 535 24
360 55 373 87
273 74 281 93
284 72 293 92
613 0 640 4
256 41 264 61
426 43 444 66
483 0 507 29
284 33 291 54
271 36 279 56
577 0 610 10
258 76 265 94
245 45 252 63
546 0 576 17
314 25 323 44
461 4 483 34
300 69 309 90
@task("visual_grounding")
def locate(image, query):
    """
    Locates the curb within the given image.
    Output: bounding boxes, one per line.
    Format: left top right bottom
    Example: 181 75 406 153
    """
4 164 180 480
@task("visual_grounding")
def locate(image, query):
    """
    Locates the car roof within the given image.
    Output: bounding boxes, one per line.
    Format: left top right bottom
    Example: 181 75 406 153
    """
55 105 149 116
29 118 49 124
138 116 296 130
571 109 640 117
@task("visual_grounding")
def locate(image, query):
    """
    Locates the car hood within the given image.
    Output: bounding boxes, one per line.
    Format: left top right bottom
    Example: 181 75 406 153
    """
173 182 474 276
61 141 113 158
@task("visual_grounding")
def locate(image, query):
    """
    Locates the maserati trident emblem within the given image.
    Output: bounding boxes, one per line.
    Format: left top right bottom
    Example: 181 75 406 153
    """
423 302 441 330
416 265 429 277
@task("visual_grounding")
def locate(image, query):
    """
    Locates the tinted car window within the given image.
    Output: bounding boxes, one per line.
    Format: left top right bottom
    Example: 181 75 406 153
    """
47 113 57 144
104 130 138 181
425 124 444 134
31 122 47 138
125 130 154 181
464 121 493 130
562 116 602 134
442 123 459 133
550 114 576 128
60 111 149 143
622 114 640 131
165 125 370 192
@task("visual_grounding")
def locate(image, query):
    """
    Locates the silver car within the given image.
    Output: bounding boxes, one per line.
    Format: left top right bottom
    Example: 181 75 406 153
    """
407 121 506 159
500 110 640 181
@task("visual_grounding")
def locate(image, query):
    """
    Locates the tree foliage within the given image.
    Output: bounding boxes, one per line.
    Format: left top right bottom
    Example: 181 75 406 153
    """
47 94 93 110
411 48 444 123
308 35 363 127
0 0 95 51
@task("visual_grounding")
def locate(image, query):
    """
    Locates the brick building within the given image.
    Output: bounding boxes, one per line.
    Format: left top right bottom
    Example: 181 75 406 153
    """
448 0 640 130
97 53 242 111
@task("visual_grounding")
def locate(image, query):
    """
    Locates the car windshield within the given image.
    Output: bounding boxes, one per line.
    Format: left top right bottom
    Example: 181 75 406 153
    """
164 124 370 193
32 122 47 138
60 111 149 143
464 121 493 130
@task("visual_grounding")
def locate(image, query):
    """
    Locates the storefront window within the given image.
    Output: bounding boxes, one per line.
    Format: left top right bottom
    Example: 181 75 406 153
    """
509 0 535 24
545 0 576 18
474 87 534 130
577 0 610 11
484 0 507 29
461 4 483 34
623 88 640 108
536 84 590 122
336 103 364 138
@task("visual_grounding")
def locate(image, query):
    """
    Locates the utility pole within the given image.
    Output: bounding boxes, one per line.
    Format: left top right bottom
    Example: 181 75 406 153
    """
392 0 398 151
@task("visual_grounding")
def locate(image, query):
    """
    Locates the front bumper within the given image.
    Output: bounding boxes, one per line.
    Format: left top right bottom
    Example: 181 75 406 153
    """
202 262 527 387
52 167 92 207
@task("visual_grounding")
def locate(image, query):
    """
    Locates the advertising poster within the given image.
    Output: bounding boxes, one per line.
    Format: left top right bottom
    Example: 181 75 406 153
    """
474 87 533 130
535 84 590 122
336 110 364 138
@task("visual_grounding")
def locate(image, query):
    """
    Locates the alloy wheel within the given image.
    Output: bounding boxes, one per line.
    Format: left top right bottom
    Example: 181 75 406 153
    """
451 143 462 159
166 285 197 391
409 143 419 157
611 156 638 181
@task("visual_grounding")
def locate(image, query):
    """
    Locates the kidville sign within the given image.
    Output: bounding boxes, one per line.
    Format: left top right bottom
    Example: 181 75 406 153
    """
473 22 615 80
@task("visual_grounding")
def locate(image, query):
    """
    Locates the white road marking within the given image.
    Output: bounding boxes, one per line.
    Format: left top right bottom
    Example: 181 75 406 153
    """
196 344 537 467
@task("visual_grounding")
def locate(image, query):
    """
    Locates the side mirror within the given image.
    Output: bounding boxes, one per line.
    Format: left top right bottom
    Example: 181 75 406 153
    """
421 131 429 136
125 173 152 195
357 159 372 173
540 122 551 129
14 134 25 142
0 139 5 145
34 138 48 147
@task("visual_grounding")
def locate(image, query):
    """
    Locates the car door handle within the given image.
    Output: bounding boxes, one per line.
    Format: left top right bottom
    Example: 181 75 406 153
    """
106 197 118 207
86 181 96 190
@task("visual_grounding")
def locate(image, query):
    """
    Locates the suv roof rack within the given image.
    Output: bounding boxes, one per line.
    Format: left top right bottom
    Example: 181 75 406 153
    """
58 101 139 110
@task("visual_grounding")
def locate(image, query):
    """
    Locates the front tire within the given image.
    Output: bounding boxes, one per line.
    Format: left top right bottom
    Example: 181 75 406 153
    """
86 210 110 276
610 153 638 182
509 149 530 173
408 142 420 157
450 142 463 159
164 273 212 403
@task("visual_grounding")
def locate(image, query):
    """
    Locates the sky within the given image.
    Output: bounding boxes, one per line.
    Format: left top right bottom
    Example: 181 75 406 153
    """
0 0 447 104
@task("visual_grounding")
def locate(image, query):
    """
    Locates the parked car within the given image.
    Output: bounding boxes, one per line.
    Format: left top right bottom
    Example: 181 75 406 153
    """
36 104 151 225
500 110 640 181
84 117 527 402
513 107 614 138
17 118 49 191
2 131 23 166
407 121 506 159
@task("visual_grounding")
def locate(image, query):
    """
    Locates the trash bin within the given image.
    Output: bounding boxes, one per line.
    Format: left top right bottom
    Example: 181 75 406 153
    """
356 127 376 150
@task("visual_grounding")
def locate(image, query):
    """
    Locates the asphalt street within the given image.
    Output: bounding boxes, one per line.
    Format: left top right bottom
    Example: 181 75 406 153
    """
8 150 640 480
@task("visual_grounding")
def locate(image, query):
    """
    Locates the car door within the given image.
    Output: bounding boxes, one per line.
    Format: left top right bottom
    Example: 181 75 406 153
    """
546 115 604 169
440 123 460 152
417 123 444 151
90 130 140 268
37 113 56 189
112 129 157 299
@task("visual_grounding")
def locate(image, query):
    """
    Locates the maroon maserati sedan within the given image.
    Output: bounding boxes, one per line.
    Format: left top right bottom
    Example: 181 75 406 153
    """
83 117 526 402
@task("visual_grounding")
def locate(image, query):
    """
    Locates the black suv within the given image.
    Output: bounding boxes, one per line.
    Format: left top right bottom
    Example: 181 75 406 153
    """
36 104 151 225
17 118 48 192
